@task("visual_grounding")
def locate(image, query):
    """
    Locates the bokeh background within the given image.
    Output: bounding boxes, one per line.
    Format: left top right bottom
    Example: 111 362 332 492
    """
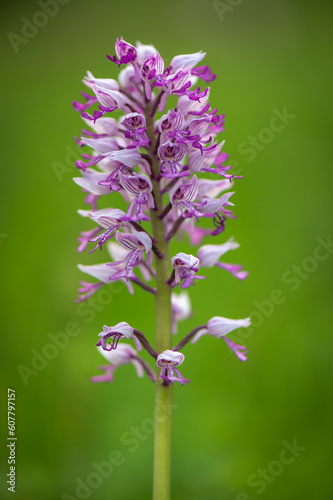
1 0 333 499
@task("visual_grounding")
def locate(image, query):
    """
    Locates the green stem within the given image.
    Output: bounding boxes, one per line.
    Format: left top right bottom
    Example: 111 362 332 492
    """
151 194 173 500
145 104 173 500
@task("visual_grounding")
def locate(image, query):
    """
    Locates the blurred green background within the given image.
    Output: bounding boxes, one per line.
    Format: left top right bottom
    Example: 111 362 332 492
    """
1 0 333 499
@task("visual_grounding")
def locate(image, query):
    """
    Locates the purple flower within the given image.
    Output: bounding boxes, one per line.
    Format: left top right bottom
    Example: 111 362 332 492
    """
119 173 154 222
169 176 207 219
196 191 235 231
140 51 164 99
96 321 142 351
119 112 149 148
81 85 132 122
171 252 205 288
78 208 127 252
158 109 185 138
197 238 248 280
186 116 212 138
158 110 208 151
120 112 146 133
92 86 130 111
192 316 251 361
158 141 187 178
88 156 142 193
75 263 134 301
92 344 144 382
107 241 153 282
156 350 190 385
75 148 142 192
154 68 192 112
107 37 138 66
108 230 153 281
188 141 226 174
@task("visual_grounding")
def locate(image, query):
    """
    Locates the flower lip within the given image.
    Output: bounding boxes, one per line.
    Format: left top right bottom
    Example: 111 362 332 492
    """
223 338 248 362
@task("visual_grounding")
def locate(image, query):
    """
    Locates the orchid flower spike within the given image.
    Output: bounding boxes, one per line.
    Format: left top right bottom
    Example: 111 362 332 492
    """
72 37 251 387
